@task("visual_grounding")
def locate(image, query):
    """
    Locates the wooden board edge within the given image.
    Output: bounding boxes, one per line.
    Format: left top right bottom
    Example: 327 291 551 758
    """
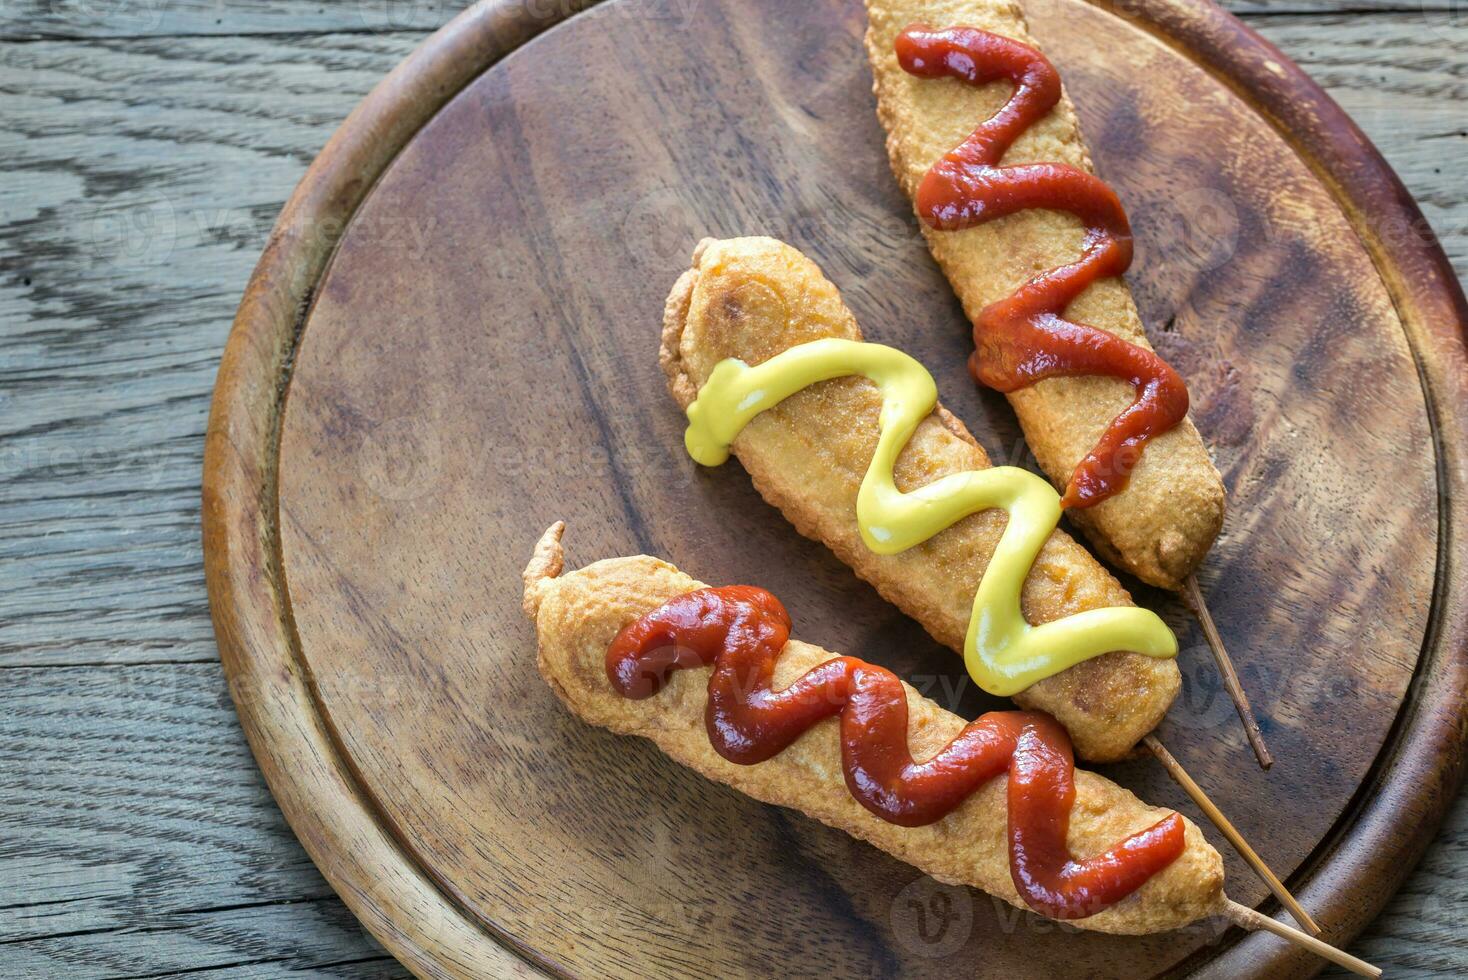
1109 1 1468 977
201 1 597 977
200 0 1468 977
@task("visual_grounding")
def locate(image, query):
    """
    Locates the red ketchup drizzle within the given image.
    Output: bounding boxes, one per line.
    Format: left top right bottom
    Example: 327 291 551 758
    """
607 586 1185 919
895 25 1190 509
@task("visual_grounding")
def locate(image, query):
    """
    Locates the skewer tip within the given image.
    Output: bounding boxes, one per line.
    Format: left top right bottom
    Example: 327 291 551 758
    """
1182 574 1274 770
1224 899 1381 978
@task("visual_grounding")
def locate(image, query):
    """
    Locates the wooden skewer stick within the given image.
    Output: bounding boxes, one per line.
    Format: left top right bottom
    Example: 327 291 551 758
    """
1181 573 1274 770
1224 899 1380 978
1144 735 1322 936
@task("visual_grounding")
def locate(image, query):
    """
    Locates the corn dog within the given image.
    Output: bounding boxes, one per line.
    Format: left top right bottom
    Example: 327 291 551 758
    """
864 0 1225 591
660 236 1177 762
522 523 1225 934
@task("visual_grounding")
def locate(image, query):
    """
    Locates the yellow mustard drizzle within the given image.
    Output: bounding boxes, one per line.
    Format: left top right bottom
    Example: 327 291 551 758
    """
683 338 1177 696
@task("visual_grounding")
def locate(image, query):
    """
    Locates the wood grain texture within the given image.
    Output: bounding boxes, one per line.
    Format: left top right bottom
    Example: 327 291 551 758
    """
0 21 443 980
2 2 1465 978
0 28 432 671
0 1 455 39
0 664 406 978
265 0 1456 975
0 0 1458 40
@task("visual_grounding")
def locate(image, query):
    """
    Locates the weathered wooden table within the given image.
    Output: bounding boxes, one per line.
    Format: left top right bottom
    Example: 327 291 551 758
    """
3 1 1464 976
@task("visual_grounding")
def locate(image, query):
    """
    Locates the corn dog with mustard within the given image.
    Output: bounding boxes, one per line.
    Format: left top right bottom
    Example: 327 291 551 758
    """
864 0 1225 592
522 522 1225 934
660 236 1176 763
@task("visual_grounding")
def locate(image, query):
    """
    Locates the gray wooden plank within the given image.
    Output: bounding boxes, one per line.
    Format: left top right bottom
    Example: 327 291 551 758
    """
0 7 1464 980
0 663 396 976
126 957 411 980
0 30 444 976
0 0 457 40
0 29 427 670
6 905 400 980
0 1 1460 41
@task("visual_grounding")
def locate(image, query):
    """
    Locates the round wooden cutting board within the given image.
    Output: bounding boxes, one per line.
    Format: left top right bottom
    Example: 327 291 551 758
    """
202 0 1468 976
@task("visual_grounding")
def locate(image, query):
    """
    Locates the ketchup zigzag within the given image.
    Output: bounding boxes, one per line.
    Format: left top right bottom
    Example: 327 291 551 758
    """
606 585 1185 919
896 25 1189 509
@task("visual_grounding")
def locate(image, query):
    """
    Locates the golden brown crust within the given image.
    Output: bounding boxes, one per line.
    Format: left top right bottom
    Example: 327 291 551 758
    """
522 528 1225 934
863 0 1225 591
661 236 1179 761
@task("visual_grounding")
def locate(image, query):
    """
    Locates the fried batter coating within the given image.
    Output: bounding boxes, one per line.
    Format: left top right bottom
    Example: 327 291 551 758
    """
864 0 1225 590
660 237 1179 762
523 523 1224 934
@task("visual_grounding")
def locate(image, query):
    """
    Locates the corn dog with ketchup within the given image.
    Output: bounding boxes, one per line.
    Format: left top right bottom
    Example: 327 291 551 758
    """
523 529 1378 972
863 0 1226 592
661 236 1176 763
522 522 1225 934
